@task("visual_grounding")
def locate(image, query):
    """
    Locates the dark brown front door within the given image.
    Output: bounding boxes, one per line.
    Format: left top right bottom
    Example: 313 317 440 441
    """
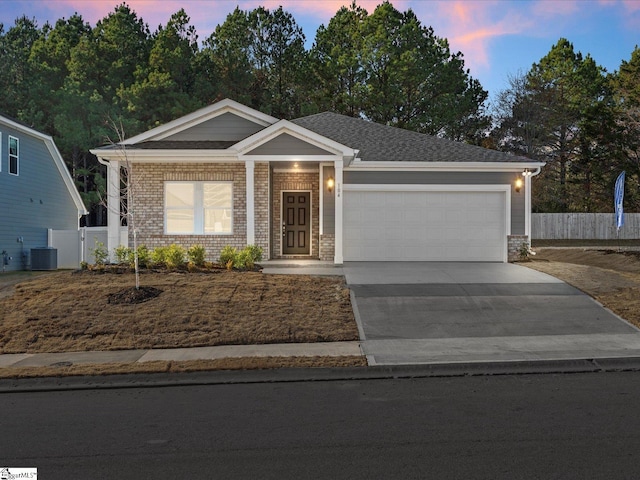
282 192 311 255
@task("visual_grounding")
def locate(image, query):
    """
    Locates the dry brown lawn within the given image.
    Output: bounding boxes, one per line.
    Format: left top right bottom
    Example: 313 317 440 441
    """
4 248 639 379
524 248 640 329
0 269 358 354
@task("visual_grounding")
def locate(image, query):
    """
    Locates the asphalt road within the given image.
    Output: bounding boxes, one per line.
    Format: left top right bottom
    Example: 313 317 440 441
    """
2 371 640 479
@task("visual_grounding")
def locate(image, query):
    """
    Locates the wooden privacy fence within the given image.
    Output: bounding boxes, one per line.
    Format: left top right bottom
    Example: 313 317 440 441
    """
532 213 640 239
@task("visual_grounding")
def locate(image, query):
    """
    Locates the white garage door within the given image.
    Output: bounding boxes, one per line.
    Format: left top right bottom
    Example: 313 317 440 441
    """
343 188 507 262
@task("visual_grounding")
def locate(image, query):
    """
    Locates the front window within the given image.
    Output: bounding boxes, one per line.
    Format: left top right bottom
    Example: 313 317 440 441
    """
165 182 233 234
204 183 232 233
8 136 18 175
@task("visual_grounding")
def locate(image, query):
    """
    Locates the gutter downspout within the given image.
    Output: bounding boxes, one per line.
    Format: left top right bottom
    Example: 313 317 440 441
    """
525 167 542 240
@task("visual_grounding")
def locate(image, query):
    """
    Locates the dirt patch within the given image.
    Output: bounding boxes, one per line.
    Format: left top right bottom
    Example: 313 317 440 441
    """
524 248 640 328
107 286 163 304
0 270 358 354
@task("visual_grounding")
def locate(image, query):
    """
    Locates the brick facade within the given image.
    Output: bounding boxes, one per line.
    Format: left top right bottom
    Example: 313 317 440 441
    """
319 234 335 262
130 162 269 263
253 162 270 252
507 235 529 262
128 162 331 262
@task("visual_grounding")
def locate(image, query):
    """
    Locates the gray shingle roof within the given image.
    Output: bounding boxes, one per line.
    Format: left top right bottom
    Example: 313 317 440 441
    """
93 140 236 151
292 112 531 163
133 140 236 150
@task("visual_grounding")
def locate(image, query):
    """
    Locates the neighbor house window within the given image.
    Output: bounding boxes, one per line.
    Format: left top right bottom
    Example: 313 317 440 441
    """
8 136 18 175
165 182 233 234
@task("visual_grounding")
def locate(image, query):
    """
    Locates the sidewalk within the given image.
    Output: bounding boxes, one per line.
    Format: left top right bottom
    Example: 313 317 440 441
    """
0 342 363 369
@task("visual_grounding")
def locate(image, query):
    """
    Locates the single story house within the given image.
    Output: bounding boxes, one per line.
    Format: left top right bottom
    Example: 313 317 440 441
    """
0 114 88 271
90 99 544 264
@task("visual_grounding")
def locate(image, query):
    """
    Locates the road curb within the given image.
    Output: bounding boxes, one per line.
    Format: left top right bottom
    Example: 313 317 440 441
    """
3 357 640 393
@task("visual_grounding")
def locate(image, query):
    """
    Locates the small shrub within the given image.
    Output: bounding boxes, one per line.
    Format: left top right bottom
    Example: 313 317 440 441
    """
90 240 109 265
218 245 264 270
188 244 206 267
237 249 253 270
151 246 168 267
219 246 237 267
245 244 263 263
114 245 133 265
519 242 531 261
165 244 186 269
238 245 263 269
80 261 88 270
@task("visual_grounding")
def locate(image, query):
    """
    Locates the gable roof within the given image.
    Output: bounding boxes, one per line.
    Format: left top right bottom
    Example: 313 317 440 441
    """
292 112 534 164
120 99 278 145
92 99 541 168
0 114 88 215
235 119 354 158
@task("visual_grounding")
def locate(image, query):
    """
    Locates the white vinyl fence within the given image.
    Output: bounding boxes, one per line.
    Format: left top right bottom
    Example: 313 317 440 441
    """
49 226 128 268
532 213 640 240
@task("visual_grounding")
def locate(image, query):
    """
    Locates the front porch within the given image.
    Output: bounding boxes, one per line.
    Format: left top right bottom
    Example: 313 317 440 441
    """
269 166 336 262
259 258 343 276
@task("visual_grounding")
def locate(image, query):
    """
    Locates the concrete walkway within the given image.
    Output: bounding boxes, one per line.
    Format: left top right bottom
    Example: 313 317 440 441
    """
0 342 362 369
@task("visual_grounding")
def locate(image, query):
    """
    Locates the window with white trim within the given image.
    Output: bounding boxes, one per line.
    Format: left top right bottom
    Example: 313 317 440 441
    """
165 182 233 234
8 136 18 175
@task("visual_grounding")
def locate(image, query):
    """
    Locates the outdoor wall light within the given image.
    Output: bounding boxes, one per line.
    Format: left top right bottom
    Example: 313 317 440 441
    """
515 177 523 192
327 176 335 192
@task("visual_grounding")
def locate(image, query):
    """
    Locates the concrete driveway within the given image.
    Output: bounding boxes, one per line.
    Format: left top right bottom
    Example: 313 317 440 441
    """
344 262 640 365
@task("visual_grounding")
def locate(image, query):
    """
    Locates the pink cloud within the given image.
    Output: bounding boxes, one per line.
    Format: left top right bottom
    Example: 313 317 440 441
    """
44 1 401 40
531 0 580 17
33 0 197 30
622 0 640 10
410 1 530 74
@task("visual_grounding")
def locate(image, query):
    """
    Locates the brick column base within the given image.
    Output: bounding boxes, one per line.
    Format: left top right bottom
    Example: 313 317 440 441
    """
319 234 335 262
508 235 530 262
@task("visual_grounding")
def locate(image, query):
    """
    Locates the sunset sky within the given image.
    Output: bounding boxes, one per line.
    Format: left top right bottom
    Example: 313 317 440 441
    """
3 0 639 103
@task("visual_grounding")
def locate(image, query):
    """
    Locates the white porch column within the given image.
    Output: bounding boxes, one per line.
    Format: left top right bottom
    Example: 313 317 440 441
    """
524 172 532 239
245 160 255 245
334 159 344 264
106 159 121 261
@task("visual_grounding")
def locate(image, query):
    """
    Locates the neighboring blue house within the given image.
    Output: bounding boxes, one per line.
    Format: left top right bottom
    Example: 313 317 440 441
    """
0 114 87 272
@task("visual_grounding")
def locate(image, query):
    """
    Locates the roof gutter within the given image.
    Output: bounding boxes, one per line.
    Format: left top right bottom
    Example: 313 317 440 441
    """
345 161 546 172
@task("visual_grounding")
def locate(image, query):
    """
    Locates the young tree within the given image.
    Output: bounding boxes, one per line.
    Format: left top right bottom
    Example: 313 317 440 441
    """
104 118 142 289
